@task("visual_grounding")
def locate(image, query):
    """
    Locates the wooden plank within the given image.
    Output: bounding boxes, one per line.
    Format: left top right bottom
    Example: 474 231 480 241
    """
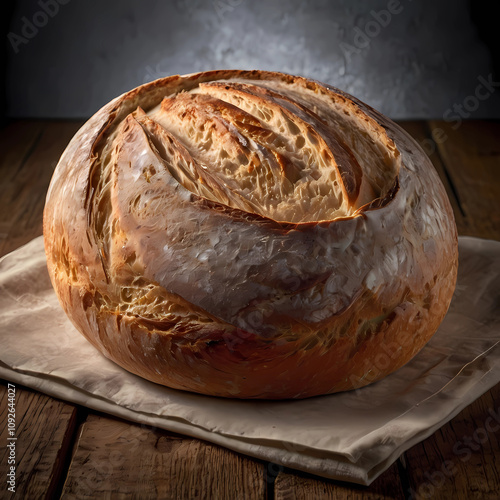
428 120 500 240
0 121 43 180
0 120 84 257
0 379 78 499
274 462 405 499
401 384 500 500
61 414 267 499
0 121 83 498
0 121 42 243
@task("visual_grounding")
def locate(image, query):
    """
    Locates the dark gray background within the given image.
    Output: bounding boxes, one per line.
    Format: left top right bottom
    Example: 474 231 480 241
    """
3 0 500 120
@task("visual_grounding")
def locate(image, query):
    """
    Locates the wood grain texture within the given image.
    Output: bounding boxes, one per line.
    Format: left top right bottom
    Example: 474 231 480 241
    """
61 414 267 500
0 120 83 257
0 380 77 500
0 121 42 251
274 462 405 500
429 120 500 239
401 384 500 500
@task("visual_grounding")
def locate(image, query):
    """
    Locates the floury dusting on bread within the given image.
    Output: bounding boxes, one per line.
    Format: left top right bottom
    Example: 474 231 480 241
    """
43 70 458 399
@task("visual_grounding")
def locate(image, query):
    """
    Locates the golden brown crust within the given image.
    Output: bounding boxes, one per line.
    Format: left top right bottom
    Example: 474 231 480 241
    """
43 70 458 399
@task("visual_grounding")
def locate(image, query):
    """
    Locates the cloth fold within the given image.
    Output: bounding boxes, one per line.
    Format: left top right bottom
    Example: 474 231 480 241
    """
1 236 499 485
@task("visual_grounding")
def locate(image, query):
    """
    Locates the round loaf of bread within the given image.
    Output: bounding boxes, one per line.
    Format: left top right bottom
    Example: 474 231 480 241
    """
43 70 458 399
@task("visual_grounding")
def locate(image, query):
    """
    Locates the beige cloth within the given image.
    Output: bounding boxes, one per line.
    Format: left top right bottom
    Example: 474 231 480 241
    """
1 236 499 485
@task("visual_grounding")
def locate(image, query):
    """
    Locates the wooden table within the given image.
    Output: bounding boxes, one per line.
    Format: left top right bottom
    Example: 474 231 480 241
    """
0 119 499 499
